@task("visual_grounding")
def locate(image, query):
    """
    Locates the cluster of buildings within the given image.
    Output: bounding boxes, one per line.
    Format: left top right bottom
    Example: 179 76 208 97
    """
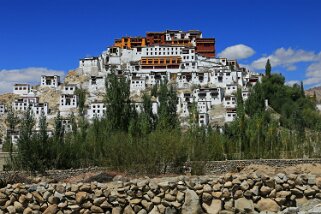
0 29 262 149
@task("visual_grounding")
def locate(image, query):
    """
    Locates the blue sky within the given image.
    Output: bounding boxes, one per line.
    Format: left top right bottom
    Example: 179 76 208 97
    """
1 0 321 92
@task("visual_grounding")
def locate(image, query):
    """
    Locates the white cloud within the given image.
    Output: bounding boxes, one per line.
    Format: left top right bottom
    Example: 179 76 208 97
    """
285 80 300 86
0 67 65 93
218 44 255 60
303 61 321 86
251 48 319 71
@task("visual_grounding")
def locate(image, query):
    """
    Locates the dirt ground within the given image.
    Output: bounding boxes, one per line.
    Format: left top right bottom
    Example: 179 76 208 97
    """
238 163 321 177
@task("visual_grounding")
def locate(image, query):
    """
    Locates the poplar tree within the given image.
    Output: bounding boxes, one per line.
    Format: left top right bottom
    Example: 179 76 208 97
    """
5 108 19 162
105 71 131 131
17 107 36 171
265 59 271 77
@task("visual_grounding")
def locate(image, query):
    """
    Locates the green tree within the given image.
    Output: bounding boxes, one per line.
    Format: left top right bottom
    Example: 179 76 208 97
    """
265 59 271 77
4 108 19 163
105 71 131 131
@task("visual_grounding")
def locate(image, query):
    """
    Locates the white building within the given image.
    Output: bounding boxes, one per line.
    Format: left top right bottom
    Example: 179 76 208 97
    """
79 57 101 75
62 84 77 95
13 97 39 112
89 76 105 93
61 119 73 133
130 77 146 91
223 95 237 108
0 104 5 115
59 94 78 111
32 103 49 118
194 87 224 108
41 75 61 88
225 84 237 95
242 89 250 101
87 102 106 120
317 104 321 112
225 108 237 123
198 113 209 126
13 84 30 95
177 91 193 117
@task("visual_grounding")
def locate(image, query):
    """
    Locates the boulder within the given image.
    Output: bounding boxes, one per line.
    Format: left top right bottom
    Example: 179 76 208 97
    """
75 192 87 204
181 189 202 214
43 204 58 214
235 198 254 212
256 198 280 212
201 199 222 214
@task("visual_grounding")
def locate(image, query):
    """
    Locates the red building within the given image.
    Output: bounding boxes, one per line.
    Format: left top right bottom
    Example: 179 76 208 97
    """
195 38 215 58
146 32 166 45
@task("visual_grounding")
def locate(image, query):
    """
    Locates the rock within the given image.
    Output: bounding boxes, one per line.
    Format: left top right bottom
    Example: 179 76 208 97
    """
202 199 222 214
93 196 105 206
203 184 212 192
68 204 81 211
213 183 221 191
276 190 291 198
76 191 87 204
304 188 316 197
235 197 254 212
240 181 249 191
308 175 316 185
56 184 65 193
165 193 176 202
58 201 67 209
158 204 166 213
212 192 222 199
265 178 275 188
43 204 58 214
54 191 64 200
221 188 230 199
224 200 233 211
282 207 299 214
158 181 169 190
112 207 122 214
260 186 272 195
308 204 321 214
233 190 243 199
123 205 135 214
23 207 33 214
250 186 259 196
165 207 177 214
137 209 147 214
31 192 44 203
151 196 161 204
224 181 232 188
13 201 23 213
232 178 241 185
130 198 142 205
243 190 252 198
6 205 16 214
181 189 202 214
79 184 91 192
177 191 184 202
48 195 59 204
149 206 160 214
141 200 153 211
291 188 303 197
256 198 280 212
202 192 213 203
171 201 181 209
316 177 321 189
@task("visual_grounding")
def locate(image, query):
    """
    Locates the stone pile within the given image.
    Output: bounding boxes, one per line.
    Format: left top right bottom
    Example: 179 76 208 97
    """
0 172 321 213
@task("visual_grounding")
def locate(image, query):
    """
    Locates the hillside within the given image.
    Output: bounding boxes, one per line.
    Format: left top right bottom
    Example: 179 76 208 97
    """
306 86 321 102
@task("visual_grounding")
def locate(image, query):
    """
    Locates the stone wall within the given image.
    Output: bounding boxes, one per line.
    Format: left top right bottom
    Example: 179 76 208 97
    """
1 172 321 213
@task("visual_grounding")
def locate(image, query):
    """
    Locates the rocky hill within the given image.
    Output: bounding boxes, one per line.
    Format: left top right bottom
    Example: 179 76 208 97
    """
305 86 321 102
